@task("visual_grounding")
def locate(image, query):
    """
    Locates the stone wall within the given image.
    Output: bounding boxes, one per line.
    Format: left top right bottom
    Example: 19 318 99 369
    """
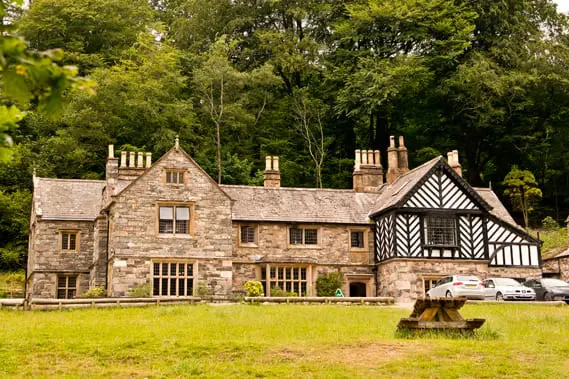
108 148 233 296
377 258 542 302
231 222 374 265
108 257 232 297
28 219 95 297
90 215 108 288
543 257 569 281
28 272 90 299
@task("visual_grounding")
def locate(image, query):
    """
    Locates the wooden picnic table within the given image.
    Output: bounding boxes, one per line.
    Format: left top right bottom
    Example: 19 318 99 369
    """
397 297 485 331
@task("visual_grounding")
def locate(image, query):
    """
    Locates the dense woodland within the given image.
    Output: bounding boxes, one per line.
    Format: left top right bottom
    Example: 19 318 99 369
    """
1 0 569 269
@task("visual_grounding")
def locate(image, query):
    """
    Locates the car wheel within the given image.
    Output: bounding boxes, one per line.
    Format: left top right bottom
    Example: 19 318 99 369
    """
544 292 553 301
445 291 453 298
496 292 504 301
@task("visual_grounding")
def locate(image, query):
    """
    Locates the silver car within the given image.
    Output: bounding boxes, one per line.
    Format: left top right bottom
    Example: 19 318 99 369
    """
483 278 535 301
426 275 485 300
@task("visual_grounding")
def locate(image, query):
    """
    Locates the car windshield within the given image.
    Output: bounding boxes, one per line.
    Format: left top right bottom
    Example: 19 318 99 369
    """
456 276 479 282
493 278 521 286
541 279 569 287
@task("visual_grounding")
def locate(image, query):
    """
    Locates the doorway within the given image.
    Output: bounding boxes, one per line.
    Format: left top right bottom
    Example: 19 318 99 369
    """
349 282 367 297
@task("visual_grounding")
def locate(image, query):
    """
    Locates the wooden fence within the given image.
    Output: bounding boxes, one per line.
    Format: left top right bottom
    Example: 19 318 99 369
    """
0 296 395 310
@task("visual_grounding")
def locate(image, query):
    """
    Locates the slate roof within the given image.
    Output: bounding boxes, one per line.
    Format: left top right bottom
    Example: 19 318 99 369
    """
220 185 379 225
473 187 517 226
34 178 105 221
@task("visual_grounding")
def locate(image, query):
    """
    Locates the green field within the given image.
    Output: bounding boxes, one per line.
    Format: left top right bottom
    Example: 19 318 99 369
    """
0 303 568 378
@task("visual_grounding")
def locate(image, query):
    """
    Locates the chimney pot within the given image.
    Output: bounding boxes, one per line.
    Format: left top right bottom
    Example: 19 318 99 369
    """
145 152 152 168
398 136 405 147
367 150 374 165
272 156 279 171
120 151 127 168
355 149 361 170
108 145 115 159
387 136 400 184
374 150 380 166
389 136 395 148
129 152 135 168
265 156 272 171
137 152 144 168
362 150 368 165
447 151 454 165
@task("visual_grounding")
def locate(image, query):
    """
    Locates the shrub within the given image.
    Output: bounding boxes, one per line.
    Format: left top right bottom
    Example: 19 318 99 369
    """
541 216 560 231
79 286 105 298
128 283 151 298
3 271 25 289
316 272 344 296
270 287 298 297
243 280 264 297
196 281 213 298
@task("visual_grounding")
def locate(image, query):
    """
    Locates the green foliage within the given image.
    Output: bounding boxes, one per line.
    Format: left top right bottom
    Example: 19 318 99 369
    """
504 166 543 228
316 272 344 297
530 228 569 255
243 281 264 297
79 286 105 298
270 287 298 297
196 281 213 298
542 216 560 231
128 283 151 298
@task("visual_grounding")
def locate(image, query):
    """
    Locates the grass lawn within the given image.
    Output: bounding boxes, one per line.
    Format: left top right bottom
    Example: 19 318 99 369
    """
1 303 568 378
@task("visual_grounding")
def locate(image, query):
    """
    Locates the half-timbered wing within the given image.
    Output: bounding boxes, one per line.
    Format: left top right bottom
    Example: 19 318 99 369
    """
370 157 540 268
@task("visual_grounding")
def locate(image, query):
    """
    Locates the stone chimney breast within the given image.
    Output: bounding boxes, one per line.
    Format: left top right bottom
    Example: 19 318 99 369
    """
353 149 383 192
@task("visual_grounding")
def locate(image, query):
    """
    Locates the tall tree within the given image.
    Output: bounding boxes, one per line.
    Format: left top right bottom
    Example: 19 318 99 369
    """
504 166 543 228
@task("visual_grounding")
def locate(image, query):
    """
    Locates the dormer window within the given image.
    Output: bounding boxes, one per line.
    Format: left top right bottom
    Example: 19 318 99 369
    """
165 170 185 184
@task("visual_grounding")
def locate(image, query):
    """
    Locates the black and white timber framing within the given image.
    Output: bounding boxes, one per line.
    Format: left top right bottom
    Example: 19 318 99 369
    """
371 159 541 268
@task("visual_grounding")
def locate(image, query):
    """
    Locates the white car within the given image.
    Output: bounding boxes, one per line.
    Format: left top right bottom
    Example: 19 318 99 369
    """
483 278 535 301
426 275 485 300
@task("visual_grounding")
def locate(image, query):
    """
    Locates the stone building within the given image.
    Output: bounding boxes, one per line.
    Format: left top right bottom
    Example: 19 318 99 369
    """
27 137 542 301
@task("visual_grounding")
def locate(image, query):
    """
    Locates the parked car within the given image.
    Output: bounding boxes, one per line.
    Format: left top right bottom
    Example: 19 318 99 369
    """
523 279 569 303
483 278 535 301
426 275 485 300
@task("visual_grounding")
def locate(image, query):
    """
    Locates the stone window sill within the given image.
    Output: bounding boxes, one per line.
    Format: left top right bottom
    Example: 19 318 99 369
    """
288 245 321 249
239 243 258 248
158 233 193 239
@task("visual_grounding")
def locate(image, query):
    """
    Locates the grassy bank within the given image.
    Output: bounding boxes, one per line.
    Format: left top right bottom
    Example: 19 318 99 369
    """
0 303 568 377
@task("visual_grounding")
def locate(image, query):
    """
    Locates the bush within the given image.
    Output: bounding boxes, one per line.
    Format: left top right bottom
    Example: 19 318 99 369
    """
243 280 264 297
79 286 105 298
196 281 213 298
316 272 344 297
270 287 298 297
541 216 560 231
3 271 25 289
128 283 151 298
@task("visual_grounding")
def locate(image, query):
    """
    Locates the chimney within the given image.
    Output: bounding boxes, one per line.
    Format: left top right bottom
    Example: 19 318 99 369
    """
264 156 281 188
448 150 462 177
397 136 409 175
116 147 152 182
353 149 383 192
106 145 119 182
386 136 400 184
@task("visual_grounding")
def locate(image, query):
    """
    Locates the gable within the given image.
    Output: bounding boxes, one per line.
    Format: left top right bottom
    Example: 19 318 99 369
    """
113 146 231 202
402 164 485 211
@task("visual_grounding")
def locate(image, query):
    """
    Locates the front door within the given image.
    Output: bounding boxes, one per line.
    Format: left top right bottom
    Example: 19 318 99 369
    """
349 282 367 297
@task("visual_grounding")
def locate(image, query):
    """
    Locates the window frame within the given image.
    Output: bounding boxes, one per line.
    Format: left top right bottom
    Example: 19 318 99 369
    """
348 228 368 251
56 274 78 299
239 224 258 247
164 169 188 185
422 275 441 293
60 230 80 253
260 264 311 297
423 214 458 247
287 226 321 248
156 202 194 237
151 260 196 297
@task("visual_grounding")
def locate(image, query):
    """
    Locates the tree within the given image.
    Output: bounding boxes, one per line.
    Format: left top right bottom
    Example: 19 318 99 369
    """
291 89 330 188
192 36 280 184
17 0 154 71
503 166 543 228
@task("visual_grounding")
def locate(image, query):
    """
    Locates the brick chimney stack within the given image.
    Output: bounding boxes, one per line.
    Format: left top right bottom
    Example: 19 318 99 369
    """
386 136 400 184
264 156 281 188
353 149 383 192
